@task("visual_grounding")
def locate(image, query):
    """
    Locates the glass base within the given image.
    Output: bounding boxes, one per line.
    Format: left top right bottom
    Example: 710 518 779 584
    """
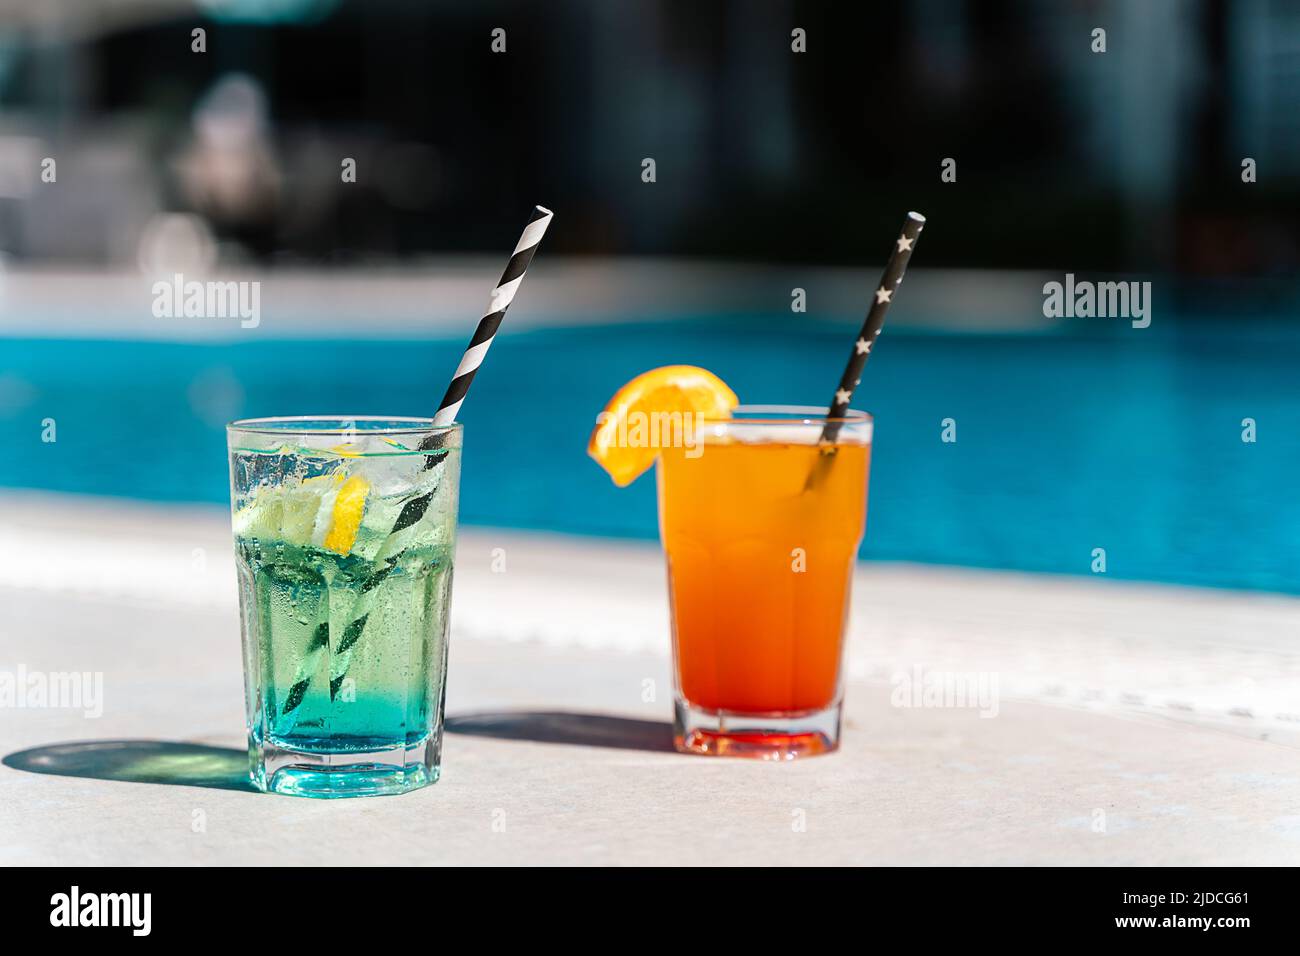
250 737 440 798
673 697 841 760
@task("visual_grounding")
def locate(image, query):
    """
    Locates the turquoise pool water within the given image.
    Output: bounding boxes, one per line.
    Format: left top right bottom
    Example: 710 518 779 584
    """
2 313 1297 593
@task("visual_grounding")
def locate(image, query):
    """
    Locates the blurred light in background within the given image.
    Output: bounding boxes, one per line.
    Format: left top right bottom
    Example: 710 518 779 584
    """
0 134 42 198
0 371 35 415
137 212 217 275
196 0 341 26
186 365 244 427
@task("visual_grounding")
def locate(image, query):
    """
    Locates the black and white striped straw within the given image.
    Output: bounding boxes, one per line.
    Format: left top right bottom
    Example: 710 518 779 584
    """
819 210 925 446
282 205 555 714
431 204 554 427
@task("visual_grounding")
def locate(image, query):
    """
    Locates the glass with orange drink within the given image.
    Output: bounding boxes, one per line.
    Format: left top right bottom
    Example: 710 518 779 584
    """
590 369 871 759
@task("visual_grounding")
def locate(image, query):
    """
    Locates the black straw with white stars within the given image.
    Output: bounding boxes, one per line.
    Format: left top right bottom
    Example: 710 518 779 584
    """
819 210 925 445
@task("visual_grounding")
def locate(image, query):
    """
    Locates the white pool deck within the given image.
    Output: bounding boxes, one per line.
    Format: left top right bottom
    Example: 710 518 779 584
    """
1 492 1298 866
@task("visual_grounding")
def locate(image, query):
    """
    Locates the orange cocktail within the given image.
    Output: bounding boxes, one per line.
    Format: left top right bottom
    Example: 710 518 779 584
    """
657 406 871 758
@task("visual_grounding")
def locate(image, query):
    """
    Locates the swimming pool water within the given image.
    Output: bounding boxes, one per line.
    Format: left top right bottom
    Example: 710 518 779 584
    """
2 314 1297 593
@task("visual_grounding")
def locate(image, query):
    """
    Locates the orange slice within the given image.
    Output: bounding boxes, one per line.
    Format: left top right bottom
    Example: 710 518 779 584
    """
588 365 738 486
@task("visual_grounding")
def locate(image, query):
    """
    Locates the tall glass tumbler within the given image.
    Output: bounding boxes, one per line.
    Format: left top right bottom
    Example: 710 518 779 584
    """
227 417 461 798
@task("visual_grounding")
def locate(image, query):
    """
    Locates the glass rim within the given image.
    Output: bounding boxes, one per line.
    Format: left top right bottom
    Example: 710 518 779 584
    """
226 415 461 437
700 404 872 425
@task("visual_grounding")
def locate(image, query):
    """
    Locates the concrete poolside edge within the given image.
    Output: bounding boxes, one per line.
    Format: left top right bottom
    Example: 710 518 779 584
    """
2 490 1298 746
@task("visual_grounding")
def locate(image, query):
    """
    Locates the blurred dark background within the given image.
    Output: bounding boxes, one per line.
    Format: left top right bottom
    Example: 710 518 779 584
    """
0 0 1296 273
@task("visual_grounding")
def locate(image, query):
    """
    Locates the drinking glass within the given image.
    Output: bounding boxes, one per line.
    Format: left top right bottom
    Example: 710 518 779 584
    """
656 406 871 758
227 416 461 797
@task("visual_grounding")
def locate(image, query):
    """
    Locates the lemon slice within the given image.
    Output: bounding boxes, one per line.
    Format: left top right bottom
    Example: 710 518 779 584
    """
323 474 369 554
588 365 738 486
234 471 370 554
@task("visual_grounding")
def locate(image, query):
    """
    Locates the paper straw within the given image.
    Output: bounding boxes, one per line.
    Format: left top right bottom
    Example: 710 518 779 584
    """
431 205 554 428
819 211 924 445
803 212 924 492
282 206 554 716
